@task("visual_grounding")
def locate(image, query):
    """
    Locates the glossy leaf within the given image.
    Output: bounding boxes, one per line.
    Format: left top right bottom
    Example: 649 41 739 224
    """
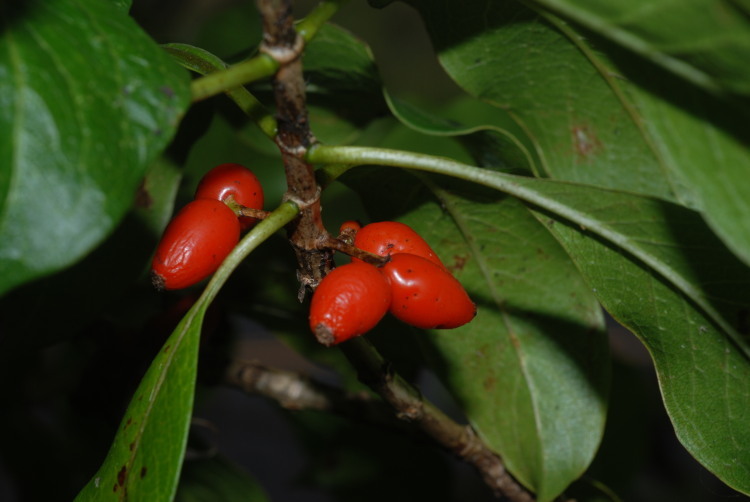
526 0 750 97
342 163 608 501
539 213 750 495
0 0 190 296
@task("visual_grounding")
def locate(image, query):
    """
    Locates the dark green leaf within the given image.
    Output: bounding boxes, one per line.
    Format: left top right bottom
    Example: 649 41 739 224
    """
0 0 190 296
527 0 750 97
539 213 750 496
403 0 676 200
74 303 204 501
342 161 609 501
403 0 750 265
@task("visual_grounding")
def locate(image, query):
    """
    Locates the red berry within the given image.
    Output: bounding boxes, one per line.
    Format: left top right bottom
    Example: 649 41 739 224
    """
309 262 392 346
353 221 446 269
380 254 476 329
151 199 240 290
339 220 361 235
195 163 264 230
338 220 361 245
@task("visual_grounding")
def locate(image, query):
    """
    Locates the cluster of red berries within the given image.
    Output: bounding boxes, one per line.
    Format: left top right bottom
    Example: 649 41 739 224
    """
309 221 476 346
151 163 265 290
150 167 475 345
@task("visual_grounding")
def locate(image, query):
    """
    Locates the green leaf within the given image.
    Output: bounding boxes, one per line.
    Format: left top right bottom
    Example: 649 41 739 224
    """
0 0 190 296
539 214 750 495
342 162 609 501
314 142 750 496
526 0 750 97
403 0 676 201
610 58 750 266
403 0 750 265
74 203 300 501
74 301 205 502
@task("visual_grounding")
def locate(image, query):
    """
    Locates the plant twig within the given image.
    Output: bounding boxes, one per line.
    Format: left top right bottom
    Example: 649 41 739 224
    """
258 0 334 300
224 359 409 432
340 337 536 502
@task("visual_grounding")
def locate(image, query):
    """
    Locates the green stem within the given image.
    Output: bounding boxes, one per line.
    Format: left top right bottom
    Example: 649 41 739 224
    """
296 0 350 42
165 43 277 138
190 54 279 103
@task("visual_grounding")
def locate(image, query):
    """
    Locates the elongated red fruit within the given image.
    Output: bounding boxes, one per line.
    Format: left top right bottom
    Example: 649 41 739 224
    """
381 253 476 329
151 199 240 290
309 262 391 346
195 163 264 230
353 221 445 269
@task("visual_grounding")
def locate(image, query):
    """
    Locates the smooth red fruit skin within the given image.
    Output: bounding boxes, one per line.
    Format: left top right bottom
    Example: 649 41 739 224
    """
353 221 446 269
194 163 264 230
151 199 241 290
381 254 476 329
309 262 391 346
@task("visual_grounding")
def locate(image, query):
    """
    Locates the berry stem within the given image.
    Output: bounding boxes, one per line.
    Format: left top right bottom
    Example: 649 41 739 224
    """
322 236 388 266
239 207 273 220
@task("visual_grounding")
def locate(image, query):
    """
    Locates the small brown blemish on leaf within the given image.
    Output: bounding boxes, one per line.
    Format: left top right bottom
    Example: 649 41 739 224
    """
124 418 132 430
571 124 602 161
451 255 468 272
163 344 171 354
117 466 127 487
129 441 135 451
483 375 496 391
140 467 148 479
134 179 153 209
